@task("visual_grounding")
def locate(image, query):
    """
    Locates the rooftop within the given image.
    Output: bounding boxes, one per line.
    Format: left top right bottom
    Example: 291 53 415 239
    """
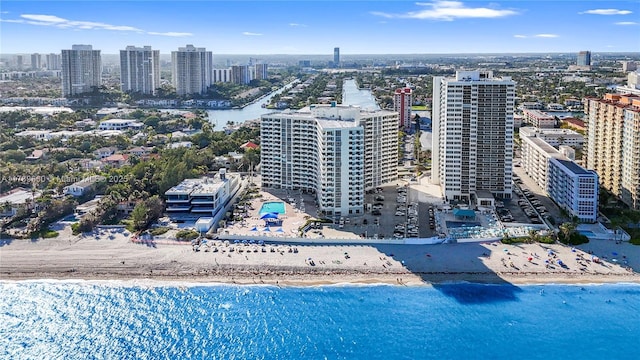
165 175 235 196
554 159 592 176
0 188 41 205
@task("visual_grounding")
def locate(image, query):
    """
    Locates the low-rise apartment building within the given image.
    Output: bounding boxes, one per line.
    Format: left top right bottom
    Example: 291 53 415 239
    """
522 109 556 128
519 127 584 147
165 171 240 220
521 136 598 222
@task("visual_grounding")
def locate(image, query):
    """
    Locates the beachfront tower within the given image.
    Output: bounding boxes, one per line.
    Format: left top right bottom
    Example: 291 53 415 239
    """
261 104 398 217
432 70 516 203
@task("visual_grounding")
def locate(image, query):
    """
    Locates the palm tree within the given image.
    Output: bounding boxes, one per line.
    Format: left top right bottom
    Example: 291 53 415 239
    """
559 222 577 243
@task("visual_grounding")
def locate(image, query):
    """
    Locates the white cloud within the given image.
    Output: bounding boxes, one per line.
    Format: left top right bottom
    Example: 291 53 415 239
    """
615 21 638 25
514 34 559 39
242 31 263 36
289 23 307 27
148 31 193 37
371 1 518 21
580 9 633 15
1 13 191 37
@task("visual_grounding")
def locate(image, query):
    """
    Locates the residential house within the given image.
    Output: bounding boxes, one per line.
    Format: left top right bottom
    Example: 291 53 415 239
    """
63 175 105 197
94 147 118 159
101 154 130 167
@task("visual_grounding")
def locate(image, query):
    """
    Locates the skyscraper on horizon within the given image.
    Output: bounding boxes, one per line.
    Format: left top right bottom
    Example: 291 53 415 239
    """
432 70 516 203
171 44 213 96
333 47 340 66
120 45 160 95
45 53 61 70
578 51 591 66
30 53 41 70
61 45 102 97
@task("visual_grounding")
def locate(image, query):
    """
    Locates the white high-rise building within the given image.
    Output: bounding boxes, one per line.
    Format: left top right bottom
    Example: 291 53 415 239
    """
261 104 398 217
171 45 213 96
31 53 42 70
45 53 61 70
254 63 268 81
432 70 515 202
231 65 250 84
213 68 232 83
61 45 102 97
120 46 160 95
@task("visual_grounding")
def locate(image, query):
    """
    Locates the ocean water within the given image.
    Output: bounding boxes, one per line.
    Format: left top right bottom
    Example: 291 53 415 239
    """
1 281 639 359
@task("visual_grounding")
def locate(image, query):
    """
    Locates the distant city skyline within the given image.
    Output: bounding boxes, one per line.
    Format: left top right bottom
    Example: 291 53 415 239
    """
1 1 639 54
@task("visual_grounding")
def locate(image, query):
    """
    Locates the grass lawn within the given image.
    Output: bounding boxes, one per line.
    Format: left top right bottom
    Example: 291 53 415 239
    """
411 105 428 111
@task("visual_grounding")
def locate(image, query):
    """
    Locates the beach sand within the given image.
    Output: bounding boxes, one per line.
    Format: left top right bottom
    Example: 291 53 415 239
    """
1 228 639 286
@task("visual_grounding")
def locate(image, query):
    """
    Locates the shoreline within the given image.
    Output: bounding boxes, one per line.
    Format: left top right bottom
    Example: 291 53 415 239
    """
2 229 639 287
2 268 639 287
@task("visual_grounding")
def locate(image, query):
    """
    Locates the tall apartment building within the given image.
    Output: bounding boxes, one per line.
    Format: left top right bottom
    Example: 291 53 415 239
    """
231 65 251 84
432 70 515 202
119 46 160 95
622 61 637 72
213 68 232 83
584 94 640 210
261 104 398 217
171 45 213 96
30 53 42 70
254 63 268 81
15 55 24 70
393 87 412 129
333 47 340 66
577 51 591 66
61 45 102 97
46 53 61 70
521 135 598 222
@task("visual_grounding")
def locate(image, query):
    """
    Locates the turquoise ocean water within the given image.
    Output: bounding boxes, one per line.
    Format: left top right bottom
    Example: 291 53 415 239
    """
1 281 639 359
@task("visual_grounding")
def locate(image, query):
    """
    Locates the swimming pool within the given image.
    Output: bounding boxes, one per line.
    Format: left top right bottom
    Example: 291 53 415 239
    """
579 231 596 237
446 221 481 229
260 201 286 215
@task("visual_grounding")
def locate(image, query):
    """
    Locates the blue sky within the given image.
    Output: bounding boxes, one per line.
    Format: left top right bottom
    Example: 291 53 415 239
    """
1 1 639 54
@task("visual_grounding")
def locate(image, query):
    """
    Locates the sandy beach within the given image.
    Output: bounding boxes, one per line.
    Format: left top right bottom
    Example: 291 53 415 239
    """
1 227 639 286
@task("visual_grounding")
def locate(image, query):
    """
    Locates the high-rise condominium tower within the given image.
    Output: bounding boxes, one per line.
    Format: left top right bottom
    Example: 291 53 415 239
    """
61 45 102 97
171 45 213 96
578 51 591 66
584 94 640 210
432 71 516 203
393 87 412 129
46 53 61 70
261 104 398 217
333 47 340 66
31 53 42 70
120 46 160 95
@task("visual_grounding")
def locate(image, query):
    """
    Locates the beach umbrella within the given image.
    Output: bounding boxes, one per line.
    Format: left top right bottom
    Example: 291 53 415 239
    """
263 226 271 232
260 212 279 220
276 227 284 233
250 226 258 232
